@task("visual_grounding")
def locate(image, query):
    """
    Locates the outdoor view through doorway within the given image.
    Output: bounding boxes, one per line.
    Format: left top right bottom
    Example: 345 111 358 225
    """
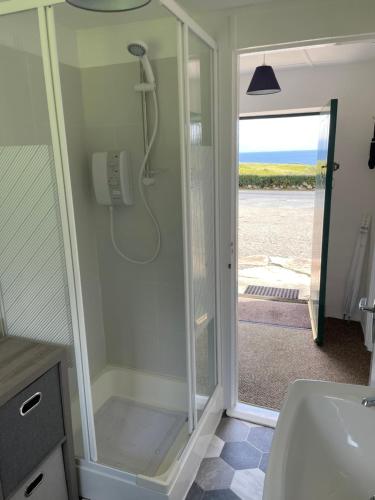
237 111 371 412
238 114 319 302
238 113 319 410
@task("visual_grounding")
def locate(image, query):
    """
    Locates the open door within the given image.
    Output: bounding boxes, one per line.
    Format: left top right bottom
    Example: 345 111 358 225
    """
309 99 338 345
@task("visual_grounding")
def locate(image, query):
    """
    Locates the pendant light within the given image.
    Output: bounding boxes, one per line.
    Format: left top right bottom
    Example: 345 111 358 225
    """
66 0 151 12
247 54 281 95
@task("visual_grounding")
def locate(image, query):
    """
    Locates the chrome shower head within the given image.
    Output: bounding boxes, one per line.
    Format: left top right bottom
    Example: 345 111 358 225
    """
127 41 148 58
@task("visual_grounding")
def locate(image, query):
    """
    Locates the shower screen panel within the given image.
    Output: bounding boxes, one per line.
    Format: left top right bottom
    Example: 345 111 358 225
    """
54 1 190 475
187 29 218 422
0 9 73 346
0 7 84 456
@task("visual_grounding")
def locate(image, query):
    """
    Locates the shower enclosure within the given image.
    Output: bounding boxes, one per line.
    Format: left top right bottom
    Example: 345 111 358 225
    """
0 1 221 499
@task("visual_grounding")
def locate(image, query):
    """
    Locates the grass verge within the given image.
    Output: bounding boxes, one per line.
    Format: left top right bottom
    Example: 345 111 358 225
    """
239 163 316 190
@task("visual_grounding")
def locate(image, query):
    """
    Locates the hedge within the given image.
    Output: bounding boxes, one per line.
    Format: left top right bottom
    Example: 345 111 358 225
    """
239 174 316 190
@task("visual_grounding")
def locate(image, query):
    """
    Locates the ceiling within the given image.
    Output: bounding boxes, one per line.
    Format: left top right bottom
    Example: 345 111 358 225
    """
240 41 375 73
179 0 273 9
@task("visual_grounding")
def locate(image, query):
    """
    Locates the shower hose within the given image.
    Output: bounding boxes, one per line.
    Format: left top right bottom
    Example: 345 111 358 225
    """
109 89 161 265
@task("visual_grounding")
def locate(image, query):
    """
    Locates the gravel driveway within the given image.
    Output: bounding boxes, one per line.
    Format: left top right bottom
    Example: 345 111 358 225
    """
238 190 315 298
239 190 314 262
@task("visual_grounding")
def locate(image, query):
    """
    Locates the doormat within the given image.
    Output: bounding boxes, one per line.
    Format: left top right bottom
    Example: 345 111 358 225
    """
238 297 311 329
244 285 299 301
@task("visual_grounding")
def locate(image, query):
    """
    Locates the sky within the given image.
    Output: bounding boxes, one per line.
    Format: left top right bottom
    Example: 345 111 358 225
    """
239 115 321 152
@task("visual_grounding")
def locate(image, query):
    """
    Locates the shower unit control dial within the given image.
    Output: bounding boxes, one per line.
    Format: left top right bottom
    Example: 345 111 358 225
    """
92 151 134 206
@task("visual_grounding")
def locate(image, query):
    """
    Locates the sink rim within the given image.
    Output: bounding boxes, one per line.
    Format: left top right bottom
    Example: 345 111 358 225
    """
263 379 375 500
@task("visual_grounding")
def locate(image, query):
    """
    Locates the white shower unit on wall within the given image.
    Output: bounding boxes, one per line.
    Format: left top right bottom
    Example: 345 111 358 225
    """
0 1 221 499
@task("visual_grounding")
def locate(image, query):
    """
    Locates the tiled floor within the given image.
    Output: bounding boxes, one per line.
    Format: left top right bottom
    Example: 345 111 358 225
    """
186 416 274 500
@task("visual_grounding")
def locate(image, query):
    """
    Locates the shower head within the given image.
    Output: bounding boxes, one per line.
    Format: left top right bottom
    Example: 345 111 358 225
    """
127 41 148 58
127 41 155 85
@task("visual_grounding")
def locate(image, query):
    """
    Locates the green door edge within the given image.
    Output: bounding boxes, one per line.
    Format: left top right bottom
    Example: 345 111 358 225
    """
316 98 338 346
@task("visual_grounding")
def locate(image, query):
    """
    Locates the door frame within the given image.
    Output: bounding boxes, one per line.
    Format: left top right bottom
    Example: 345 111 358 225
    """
228 32 375 423
174 11 221 432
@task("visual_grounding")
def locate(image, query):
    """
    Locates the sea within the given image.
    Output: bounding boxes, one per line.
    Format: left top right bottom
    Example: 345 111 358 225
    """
239 150 317 165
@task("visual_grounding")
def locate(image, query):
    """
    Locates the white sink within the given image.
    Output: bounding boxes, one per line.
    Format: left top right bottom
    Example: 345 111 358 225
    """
263 380 375 500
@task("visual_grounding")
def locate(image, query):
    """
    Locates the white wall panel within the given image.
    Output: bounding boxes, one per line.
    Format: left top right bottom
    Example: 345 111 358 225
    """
239 60 375 320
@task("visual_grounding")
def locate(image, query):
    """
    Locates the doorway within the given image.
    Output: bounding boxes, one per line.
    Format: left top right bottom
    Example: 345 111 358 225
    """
238 113 319 409
238 114 319 300
232 41 374 420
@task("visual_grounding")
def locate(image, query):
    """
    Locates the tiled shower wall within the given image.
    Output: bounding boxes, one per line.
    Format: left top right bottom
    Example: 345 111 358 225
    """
56 13 187 381
81 57 186 379
59 62 108 378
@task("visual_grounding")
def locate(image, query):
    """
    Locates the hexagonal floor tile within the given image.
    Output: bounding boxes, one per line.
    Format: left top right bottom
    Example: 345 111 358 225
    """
196 458 234 491
202 490 241 499
206 435 225 458
216 418 250 442
247 427 274 453
230 468 265 500
259 453 270 474
221 442 261 470
186 482 204 500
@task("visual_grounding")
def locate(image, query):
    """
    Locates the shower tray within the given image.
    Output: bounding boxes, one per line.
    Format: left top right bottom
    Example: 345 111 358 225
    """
94 397 187 476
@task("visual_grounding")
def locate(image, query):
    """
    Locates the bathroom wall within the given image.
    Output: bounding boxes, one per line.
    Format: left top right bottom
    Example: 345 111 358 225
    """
59 62 108 378
75 17 177 68
239 59 375 321
80 55 186 379
56 15 187 381
53 18 109 379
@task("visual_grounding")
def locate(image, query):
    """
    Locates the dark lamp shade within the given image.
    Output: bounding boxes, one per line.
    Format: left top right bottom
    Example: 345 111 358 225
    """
66 0 152 12
247 65 281 95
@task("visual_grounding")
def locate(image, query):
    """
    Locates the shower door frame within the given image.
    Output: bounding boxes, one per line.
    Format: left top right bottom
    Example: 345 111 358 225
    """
162 0 222 431
0 0 61 13
0 0 223 495
39 4 98 463
0 0 96 464
39 0 224 465
0 0 104 466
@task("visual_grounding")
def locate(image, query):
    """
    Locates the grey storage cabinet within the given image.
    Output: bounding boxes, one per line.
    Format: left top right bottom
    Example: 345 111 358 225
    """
9 448 68 500
0 337 79 500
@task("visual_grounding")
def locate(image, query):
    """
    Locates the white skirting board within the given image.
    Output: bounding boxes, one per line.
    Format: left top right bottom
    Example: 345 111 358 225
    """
227 402 279 429
76 385 224 500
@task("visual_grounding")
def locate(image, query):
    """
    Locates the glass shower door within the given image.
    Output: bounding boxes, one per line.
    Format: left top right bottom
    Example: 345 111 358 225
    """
0 7 84 456
53 1 191 476
187 29 218 423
